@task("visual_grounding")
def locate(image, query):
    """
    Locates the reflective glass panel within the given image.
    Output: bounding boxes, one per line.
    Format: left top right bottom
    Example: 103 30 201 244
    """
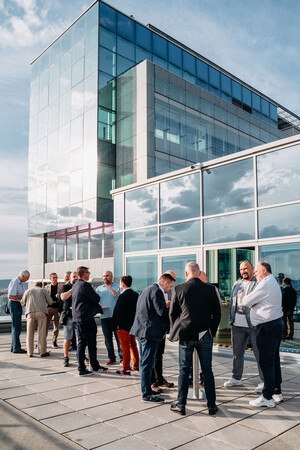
168 42 182 68
125 185 158 229
114 194 124 231
257 146 300 206
117 12 134 42
55 235 65 262
204 211 255 244
104 227 114 257
160 173 200 223
90 229 102 259
162 254 196 285
183 51 196 76
66 234 76 260
78 232 89 260
203 159 254 215
125 227 157 252
232 81 242 101
209 67 220 89
153 33 167 59
113 232 123 279
136 23 152 51
221 74 231 95
196 60 208 82
126 255 157 292
47 237 55 263
259 204 300 238
99 3 116 32
160 220 200 249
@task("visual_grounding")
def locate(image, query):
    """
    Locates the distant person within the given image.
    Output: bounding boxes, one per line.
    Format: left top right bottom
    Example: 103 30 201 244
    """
277 273 285 287
282 277 297 341
224 260 263 391
96 271 122 365
7 270 30 353
243 261 283 408
169 262 221 416
64 271 72 283
131 273 174 403
72 266 108 376
112 275 139 375
60 271 78 367
46 273 62 348
21 282 52 357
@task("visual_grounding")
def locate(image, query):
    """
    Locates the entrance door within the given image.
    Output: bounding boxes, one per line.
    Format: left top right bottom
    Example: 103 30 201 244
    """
206 247 255 345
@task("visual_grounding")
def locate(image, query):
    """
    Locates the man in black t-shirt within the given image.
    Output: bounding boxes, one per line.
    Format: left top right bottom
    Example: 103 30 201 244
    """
46 273 62 348
60 271 78 366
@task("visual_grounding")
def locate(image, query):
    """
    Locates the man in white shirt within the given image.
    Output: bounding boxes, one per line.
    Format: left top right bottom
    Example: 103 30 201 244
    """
242 261 283 408
224 260 263 389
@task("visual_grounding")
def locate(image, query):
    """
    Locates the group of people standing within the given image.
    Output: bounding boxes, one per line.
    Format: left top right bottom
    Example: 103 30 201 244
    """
7 258 297 415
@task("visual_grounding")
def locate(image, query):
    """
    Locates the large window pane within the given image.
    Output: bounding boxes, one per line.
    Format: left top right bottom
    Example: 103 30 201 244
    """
117 12 134 42
204 212 255 244
257 145 300 206
162 254 196 284
125 185 158 229
125 227 157 252
55 234 65 262
160 173 200 223
47 236 55 263
153 33 167 59
259 204 300 238
78 232 89 260
136 23 152 51
114 194 124 231
99 3 116 32
126 255 157 292
160 220 200 249
203 159 254 215
113 232 123 279
66 234 76 260
90 229 102 259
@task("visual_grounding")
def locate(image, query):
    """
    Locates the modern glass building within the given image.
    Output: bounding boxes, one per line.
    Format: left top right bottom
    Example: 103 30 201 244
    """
28 1 300 351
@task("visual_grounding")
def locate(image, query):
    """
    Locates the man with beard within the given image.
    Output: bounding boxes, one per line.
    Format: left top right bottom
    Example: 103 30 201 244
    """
224 260 263 392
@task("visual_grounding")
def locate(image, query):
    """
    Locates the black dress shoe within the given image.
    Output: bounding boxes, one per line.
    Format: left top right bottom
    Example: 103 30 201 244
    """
13 348 27 354
170 402 186 415
208 406 218 415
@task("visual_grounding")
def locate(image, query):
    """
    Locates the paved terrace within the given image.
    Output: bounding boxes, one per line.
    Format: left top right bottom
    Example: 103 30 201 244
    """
0 332 299 450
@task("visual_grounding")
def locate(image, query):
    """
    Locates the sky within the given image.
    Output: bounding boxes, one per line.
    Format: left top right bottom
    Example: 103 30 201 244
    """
0 0 299 279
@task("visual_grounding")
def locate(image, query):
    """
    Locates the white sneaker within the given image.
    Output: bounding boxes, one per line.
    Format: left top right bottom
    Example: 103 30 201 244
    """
223 377 243 387
255 382 264 394
273 393 284 403
249 395 275 408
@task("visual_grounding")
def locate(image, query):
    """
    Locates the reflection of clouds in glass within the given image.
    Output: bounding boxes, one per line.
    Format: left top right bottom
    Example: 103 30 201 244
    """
160 174 200 223
204 159 254 215
125 185 158 229
204 212 254 244
259 204 300 238
258 146 300 206
160 220 200 249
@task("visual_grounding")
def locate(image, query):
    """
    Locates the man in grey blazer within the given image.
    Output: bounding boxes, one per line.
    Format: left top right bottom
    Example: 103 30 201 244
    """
131 273 175 403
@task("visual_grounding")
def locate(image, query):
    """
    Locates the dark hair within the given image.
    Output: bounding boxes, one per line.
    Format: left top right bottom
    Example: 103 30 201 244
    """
77 266 89 277
159 273 176 282
120 275 132 287
35 281 43 287
49 272 57 278
239 260 253 267
260 261 272 274
283 277 292 285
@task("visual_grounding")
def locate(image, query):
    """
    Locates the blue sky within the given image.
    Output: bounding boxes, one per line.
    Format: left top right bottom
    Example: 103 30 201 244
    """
0 0 299 279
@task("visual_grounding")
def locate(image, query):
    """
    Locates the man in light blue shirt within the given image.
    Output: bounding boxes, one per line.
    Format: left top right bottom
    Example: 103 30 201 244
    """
96 271 122 364
8 270 30 353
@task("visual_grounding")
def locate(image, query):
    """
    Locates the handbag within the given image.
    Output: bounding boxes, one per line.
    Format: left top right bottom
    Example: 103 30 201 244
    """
4 302 10 314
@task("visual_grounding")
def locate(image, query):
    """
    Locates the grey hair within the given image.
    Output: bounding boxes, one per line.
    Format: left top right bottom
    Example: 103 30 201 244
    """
19 270 30 277
185 261 200 273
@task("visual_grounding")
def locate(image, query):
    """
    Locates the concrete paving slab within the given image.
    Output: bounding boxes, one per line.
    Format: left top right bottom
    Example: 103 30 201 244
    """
84 401 136 421
136 422 201 449
0 385 34 399
64 422 128 449
23 402 74 419
108 410 165 433
209 423 273 449
60 392 111 410
180 435 239 449
41 386 85 401
6 392 54 409
41 411 99 433
95 435 163 449
256 424 300 450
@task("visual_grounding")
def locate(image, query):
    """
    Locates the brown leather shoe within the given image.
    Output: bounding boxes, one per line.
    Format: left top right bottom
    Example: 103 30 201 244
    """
151 383 162 394
159 378 175 388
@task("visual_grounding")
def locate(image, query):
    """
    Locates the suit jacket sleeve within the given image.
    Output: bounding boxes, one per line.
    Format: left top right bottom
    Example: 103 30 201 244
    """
152 288 168 317
169 288 181 327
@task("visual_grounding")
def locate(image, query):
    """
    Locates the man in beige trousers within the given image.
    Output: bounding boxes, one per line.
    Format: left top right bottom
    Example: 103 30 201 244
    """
21 282 53 357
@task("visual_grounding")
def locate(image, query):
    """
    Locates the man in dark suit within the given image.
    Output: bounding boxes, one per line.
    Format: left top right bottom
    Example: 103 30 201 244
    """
112 275 139 375
131 273 175 403
169 261 221 416
72 266 107 376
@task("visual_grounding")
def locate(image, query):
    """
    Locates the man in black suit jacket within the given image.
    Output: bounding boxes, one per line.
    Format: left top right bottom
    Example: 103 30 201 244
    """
112 275 139 375
72 266 106 377
169 261 221 416
131 273 175 403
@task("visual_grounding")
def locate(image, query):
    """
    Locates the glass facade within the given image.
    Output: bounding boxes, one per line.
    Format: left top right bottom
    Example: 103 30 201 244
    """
113 139 300 352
